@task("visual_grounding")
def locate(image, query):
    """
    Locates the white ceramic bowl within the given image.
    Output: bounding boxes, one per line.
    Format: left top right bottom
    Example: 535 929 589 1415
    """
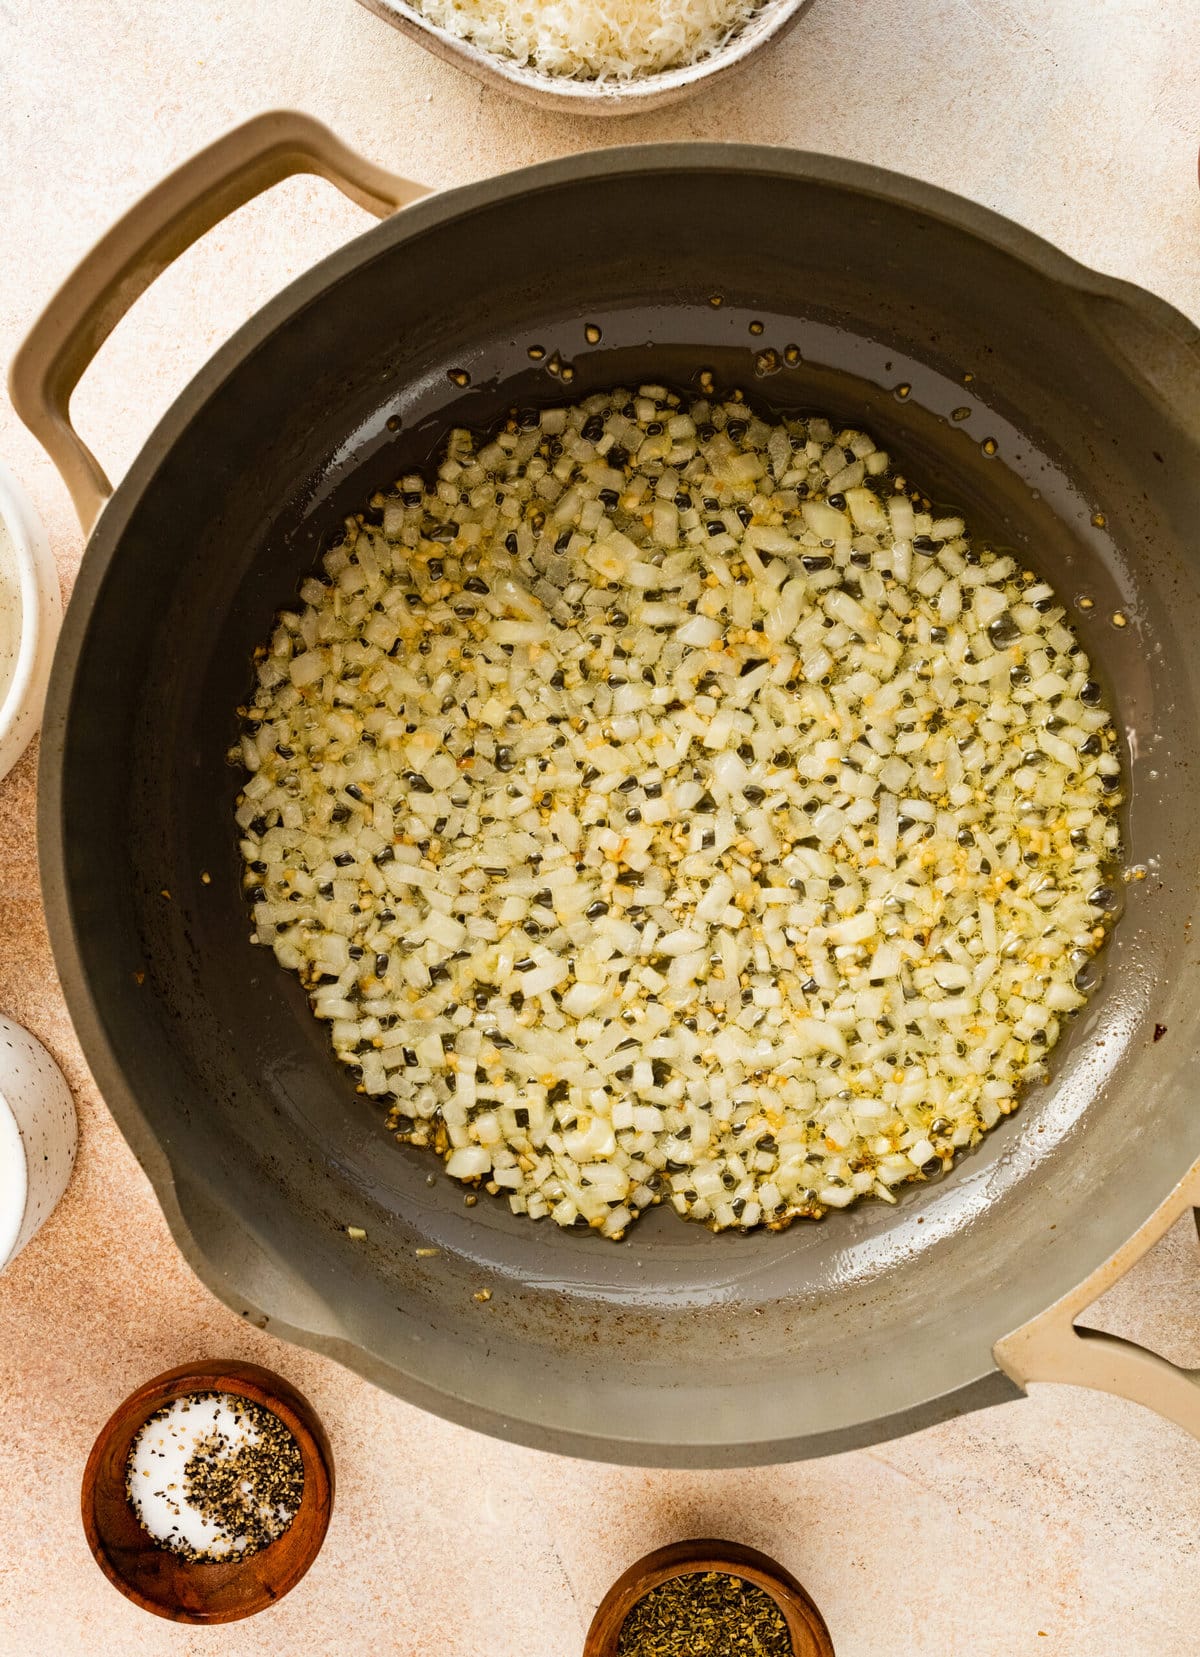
0 459 61 784
0 1015 77 1269
353 0 815 114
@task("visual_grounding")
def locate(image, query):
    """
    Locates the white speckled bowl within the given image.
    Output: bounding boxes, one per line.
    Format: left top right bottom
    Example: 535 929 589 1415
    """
353 0 815 114
0 1015 77 1269
0 459 61 784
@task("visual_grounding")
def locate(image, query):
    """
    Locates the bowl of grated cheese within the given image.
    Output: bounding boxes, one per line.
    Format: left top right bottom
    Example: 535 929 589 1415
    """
352 0 816 112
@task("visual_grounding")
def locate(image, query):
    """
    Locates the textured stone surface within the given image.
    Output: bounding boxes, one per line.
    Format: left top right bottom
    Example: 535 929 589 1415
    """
1 1 1199 1652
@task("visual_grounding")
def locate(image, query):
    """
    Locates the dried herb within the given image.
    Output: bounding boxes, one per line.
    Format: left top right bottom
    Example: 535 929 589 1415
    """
617 1571 793 1656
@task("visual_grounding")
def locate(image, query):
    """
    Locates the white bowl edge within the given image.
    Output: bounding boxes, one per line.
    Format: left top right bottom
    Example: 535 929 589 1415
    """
0 459 62 783
0 1093 29 1269
0 1015 78 1270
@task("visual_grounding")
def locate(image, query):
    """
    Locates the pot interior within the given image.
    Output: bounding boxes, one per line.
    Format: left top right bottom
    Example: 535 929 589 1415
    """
52 152 1200 1461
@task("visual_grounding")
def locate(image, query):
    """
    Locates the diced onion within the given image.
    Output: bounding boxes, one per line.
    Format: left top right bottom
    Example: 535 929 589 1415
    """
235 388 1123 1238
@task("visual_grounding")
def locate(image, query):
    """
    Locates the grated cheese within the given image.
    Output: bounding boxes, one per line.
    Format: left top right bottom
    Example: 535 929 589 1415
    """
415 0 762 80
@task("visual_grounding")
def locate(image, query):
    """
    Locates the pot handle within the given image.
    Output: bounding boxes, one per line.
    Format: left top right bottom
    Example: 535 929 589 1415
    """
994 1156 1200 1439
9 110 430 535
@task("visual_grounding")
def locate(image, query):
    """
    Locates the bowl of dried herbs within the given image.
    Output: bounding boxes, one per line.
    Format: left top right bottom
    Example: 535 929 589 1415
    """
584 1539 834 1656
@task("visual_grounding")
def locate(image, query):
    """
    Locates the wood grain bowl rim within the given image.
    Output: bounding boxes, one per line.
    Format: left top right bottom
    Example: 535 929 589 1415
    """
583 1538 834 1656
81 1359 334 1624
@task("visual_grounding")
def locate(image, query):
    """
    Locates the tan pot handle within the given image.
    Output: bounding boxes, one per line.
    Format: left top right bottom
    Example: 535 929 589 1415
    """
8 110 430 535
994 1156 1200 1439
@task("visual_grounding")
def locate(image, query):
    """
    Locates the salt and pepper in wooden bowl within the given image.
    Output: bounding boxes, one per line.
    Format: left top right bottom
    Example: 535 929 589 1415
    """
81 1359 332 1623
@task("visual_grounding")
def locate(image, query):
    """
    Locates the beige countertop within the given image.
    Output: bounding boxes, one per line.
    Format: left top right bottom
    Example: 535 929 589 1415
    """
2 2 1200 1651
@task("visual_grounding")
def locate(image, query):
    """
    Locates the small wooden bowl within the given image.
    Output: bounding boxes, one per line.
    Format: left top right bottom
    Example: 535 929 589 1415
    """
584 1539 834 1656
81 1359 333 1623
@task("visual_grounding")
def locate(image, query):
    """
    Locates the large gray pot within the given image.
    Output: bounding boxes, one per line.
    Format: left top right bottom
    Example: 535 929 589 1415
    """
13 114 1200 1464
